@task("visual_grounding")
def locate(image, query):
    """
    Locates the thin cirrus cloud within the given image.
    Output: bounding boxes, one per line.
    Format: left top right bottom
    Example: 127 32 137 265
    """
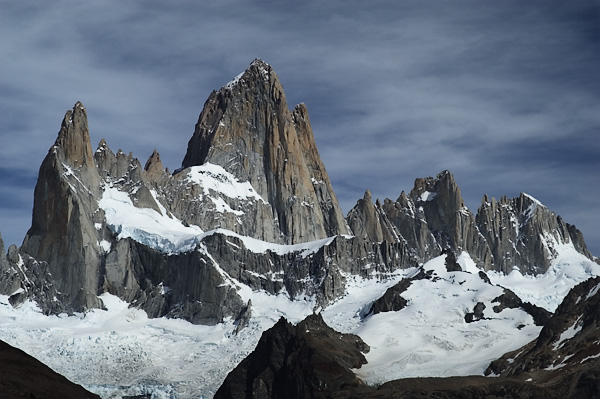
0 1 598 255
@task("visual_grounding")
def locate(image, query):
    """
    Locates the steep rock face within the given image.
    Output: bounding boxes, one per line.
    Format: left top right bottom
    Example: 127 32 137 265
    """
21 102 104 311
408 171 491 268
0 234 14 294
0 244 67 315
200 232 417 308
181 59 349 244
103 238 245 325
347 190 396 243
476 193 595 274
214 314 369 399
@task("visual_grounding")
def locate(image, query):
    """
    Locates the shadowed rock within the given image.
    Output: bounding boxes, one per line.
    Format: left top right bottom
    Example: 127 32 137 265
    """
214 313 369 399
0 339 100 399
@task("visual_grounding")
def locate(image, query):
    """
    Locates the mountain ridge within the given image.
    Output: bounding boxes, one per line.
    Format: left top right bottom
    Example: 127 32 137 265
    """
0 59 598 398
5 58 598 322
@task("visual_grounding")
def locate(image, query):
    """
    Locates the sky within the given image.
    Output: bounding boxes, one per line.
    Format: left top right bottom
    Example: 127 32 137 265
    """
1 1 599 256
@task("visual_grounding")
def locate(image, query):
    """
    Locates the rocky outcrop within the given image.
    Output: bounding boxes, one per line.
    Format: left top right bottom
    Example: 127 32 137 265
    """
143 149 167 182
476 193 595 274
195 232 417 309
491 288 551 326
0 339 100 399
181 59 349 244
343 374 588 399
102 237 245 325
214 313 369 399
487 276 600 377
347 171 493 269
367 268 429 316
409 171 491 267
1 233 69 314
347 190 396 243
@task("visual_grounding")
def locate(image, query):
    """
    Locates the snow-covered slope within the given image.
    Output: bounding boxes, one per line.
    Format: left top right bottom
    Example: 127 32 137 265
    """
1 245 597 398
487 241 600 312
325 254 540 385
0 290 314 399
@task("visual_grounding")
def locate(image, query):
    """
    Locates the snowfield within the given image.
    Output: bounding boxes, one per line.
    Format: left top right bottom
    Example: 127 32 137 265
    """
0 242 597 398
100 185 205 255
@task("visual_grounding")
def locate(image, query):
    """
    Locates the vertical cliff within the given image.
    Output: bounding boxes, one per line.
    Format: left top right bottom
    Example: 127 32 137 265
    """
21 102 104 311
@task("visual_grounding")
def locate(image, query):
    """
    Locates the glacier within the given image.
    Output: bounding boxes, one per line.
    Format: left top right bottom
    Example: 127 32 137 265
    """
1 242 597 398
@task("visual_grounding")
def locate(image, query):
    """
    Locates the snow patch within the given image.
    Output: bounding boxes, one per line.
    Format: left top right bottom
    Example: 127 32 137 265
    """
553 317 583 350
225 71 244 90
419 191 437 202
99 186 204 254
200 228 337 258
210 196 245 215
98 240 111 254
487 241 600 311
580 353 600 363
586 282 600 300
186 163 265 203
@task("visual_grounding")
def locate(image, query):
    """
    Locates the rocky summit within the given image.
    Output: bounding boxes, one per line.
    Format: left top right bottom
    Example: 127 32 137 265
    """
181 59 349 244
0 59 598 398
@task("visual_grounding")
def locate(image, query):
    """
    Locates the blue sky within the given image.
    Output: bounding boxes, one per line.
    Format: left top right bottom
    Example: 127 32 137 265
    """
1 1 599 255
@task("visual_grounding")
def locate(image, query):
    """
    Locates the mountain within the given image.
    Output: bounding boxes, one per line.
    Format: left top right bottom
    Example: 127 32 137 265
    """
181 59 349 244
476 193 595 274
12 60 419 323
0 59 598 398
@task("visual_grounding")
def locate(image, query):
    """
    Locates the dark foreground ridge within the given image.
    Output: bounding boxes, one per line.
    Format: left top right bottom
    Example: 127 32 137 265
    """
214 313 369 399
0 338 100 399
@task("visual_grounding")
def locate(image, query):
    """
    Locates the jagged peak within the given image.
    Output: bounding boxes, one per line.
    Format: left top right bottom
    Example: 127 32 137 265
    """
144 149 162 169
412 170 456 194
250 57 270 68
223 58 273 91
520 192 543 207
95 138 113 155
52 101 94 169
144 149 165 181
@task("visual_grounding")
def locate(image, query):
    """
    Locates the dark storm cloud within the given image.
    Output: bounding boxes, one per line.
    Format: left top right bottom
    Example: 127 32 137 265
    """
0 1 598 253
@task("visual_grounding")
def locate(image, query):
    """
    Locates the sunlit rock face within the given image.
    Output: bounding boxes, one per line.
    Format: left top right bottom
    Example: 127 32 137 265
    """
181 59 349 244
